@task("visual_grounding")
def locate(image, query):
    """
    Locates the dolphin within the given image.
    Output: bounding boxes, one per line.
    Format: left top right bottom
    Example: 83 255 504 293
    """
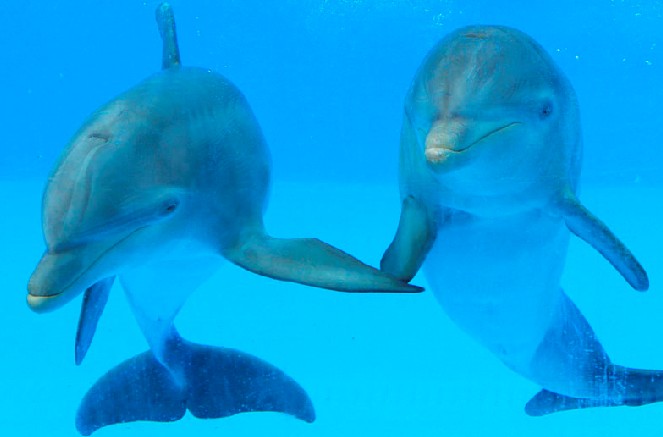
27 3 421 435
381 25 660 415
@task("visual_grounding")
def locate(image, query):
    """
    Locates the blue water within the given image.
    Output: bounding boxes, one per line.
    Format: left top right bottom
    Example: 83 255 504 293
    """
2 1 662 436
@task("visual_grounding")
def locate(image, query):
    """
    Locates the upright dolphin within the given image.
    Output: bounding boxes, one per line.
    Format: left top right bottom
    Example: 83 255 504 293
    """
27 4 421 435
381 25 660 414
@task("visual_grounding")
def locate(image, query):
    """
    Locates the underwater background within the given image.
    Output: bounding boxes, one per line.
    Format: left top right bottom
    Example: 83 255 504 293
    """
1 0 662 436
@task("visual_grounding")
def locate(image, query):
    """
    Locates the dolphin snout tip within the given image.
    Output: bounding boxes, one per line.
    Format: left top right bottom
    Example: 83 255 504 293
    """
26 277 71 313
425 147 455 164
26 293 61 313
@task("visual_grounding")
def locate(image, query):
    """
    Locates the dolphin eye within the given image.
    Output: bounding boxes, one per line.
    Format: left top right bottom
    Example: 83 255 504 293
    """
88 132 111 142
161 198 180 215
539 101 554 119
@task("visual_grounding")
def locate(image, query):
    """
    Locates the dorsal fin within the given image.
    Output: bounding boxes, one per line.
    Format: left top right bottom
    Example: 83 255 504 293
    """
155 2 181 69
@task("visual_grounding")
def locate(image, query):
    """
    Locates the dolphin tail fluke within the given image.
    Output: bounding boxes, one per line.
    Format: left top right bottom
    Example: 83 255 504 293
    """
182 342 315 422
525 389 619 416
76 350 186 435
525 366 663 416
76 341 315 435
224 232 423 293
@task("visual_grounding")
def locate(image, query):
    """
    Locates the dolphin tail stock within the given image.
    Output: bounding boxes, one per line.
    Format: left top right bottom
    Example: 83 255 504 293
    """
526 291 663 416
525 366 663 416
223 232 424 293
76 335 315 436
555 192 649 291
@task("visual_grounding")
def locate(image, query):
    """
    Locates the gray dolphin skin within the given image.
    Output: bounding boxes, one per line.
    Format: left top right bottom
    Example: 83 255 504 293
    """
381 25 660 414
27 3 421 435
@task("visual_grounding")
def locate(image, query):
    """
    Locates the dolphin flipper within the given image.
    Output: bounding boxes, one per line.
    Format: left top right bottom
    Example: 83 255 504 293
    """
76 339 315 436
224 233 423 293
380 195 437 282
75 277 114 365
557 194 648 291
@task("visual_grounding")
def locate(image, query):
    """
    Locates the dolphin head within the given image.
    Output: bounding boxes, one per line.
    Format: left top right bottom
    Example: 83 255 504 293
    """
407 26 581 204
27 187 186 313
28 68 270 313
27 84 193 313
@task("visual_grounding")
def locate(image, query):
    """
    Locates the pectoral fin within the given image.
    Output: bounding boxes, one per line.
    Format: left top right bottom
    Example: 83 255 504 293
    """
224 233 422 293
75 277 114 365
380 196 437 282
556 193 648 291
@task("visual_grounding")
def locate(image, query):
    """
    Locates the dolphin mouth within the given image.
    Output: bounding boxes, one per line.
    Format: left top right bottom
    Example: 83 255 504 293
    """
27 228 141 313
27 249 98 313
26 293 66 313
425 122 520 164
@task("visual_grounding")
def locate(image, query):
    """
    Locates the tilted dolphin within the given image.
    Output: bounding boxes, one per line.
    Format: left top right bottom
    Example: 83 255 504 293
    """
381 25 660 414
27 3 421 435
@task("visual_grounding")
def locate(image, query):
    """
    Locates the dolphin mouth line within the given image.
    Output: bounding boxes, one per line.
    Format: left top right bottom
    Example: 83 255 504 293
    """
29 227 143 301
454 121 521 152
427 121 521 159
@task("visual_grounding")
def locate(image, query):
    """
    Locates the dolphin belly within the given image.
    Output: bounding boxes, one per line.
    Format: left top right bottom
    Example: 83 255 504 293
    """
119 251 222 362
424 211 568 372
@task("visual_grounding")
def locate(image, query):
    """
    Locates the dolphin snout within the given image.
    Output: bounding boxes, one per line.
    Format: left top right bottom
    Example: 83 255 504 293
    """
424 146 456 164
27 251 87 313
424 120 466 165
424 120 521 166
27 294 64 313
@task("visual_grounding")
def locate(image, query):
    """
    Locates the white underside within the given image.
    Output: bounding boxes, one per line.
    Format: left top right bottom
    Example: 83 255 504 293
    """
424 211 569 375
119 237 222 362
